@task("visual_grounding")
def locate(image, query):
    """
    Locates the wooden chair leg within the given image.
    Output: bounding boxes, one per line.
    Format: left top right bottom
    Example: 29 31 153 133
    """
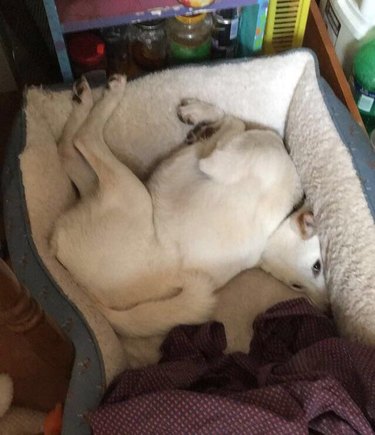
0 258 74 411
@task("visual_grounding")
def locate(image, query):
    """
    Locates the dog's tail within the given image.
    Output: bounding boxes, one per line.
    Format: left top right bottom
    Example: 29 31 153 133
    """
98 271 217 338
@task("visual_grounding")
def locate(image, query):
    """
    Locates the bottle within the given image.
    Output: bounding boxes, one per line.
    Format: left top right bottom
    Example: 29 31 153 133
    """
100 26 129 76
211 8 240 59
352 38 375 139
129 20 167 71
167 14 212 64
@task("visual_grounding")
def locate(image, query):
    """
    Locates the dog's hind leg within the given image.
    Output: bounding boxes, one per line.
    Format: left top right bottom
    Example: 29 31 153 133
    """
99 271 217 337
74 74 152 208
58 76 98 197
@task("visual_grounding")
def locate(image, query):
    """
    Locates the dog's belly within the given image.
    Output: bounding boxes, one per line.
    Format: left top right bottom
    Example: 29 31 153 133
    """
179 221 267 287
155 191 268 287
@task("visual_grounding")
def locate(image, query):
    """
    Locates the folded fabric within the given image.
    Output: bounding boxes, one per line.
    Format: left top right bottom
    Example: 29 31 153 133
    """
90 299 375 434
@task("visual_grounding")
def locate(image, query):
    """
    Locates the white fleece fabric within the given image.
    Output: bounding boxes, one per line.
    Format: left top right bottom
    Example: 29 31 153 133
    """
20 50 375 382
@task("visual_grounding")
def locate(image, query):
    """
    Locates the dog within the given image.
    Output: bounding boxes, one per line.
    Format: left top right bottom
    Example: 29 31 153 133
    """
51 74 327 341
118 268 316 369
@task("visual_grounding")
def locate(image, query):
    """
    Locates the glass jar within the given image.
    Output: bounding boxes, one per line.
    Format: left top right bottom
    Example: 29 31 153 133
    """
67 32 106 77
129 20 167 70
167 13 212 64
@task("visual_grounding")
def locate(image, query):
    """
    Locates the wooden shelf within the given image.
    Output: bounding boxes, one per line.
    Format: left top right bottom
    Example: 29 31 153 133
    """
55 0 259 33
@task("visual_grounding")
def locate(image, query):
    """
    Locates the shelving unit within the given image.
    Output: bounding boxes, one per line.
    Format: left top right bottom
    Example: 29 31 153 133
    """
43 0 268 82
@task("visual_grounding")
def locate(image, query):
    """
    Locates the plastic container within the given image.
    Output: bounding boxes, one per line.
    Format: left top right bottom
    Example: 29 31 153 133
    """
352 38 375 138
67 32 106 77
167 14 212 64
319 0 375 77
211 8 240 58
129 20 167 71
263 0 311 54
237 2 269 56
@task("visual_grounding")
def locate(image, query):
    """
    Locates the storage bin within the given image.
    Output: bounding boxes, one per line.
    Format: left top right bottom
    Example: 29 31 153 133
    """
263 0 311 53
319 0 375 77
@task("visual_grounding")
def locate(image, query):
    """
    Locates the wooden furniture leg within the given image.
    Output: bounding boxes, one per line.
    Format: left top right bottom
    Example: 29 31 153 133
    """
0 258 74 411
303 0 364 127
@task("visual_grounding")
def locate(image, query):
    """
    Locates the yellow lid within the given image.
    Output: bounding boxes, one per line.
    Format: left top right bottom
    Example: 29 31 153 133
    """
176 13 206 25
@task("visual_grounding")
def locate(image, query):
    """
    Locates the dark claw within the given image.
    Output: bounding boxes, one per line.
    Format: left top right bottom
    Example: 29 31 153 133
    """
72 93 82 104
72 76 87 103
184 132 196 145
179 98 192 107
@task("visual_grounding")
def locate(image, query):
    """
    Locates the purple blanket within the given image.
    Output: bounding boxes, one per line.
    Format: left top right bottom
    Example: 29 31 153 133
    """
90 299 375 434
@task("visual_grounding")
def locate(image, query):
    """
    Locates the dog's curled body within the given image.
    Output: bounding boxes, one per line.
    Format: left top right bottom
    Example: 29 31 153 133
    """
52 75 325 340
148 126 303 287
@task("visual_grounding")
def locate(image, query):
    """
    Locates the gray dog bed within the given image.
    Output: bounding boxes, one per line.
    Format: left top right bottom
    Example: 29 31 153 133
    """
2 49 375 434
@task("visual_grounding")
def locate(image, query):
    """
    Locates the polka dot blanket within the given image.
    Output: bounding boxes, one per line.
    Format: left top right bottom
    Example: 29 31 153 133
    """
90 298 375 434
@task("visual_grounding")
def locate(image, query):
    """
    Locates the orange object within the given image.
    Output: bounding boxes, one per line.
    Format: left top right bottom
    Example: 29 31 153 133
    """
44 403 63 435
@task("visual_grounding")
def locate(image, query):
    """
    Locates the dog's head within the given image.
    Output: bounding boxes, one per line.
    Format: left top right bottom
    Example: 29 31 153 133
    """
259 208 328 310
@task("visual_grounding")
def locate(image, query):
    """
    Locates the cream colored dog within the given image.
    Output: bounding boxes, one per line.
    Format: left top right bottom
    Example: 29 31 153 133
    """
51 74 327 341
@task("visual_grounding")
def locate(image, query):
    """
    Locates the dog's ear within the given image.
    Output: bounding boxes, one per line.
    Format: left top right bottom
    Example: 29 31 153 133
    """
294 209 316 240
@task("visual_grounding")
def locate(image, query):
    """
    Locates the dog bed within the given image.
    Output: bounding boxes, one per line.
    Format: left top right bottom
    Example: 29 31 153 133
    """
2 49 375 434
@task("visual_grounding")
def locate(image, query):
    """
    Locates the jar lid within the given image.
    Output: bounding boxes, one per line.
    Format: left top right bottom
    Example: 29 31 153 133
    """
214 8 240 20
177 0 215 6
68 33 106 66
136 19 165 30
176 13 206 25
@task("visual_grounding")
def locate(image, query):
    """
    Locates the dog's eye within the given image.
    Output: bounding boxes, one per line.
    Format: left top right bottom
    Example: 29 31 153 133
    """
292 283 303 290
312 260 321 277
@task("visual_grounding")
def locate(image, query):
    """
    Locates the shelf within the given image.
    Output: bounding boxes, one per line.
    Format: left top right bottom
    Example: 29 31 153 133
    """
45 0 267 82
56 0 261 33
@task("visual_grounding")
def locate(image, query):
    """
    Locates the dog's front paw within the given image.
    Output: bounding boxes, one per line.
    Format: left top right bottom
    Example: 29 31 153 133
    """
177 98 224 125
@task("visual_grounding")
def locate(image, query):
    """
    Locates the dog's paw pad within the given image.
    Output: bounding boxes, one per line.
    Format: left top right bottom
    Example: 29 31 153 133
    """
72 76 92 106
184 122 219 144
106 74 127 92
